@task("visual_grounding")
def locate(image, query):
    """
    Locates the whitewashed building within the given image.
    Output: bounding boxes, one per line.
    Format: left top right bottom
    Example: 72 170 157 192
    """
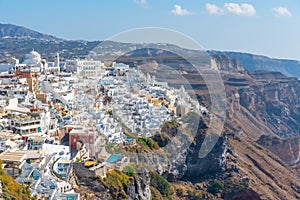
65 59 105 77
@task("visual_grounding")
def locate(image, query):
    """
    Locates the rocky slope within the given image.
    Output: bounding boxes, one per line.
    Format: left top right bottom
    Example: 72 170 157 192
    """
210 54 244 72
209 50 300 78
72 163 151 200
239 75 300 138
227 133 300 200
0 23 59 41
257 135 300 171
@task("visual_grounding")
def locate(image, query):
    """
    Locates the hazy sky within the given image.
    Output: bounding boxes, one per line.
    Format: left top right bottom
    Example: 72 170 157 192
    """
0 0 299 60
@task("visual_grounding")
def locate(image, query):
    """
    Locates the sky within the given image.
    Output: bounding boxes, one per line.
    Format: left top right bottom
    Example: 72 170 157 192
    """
0 0 299 60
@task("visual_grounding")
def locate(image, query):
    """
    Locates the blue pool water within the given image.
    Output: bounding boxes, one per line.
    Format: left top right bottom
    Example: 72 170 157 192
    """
106 154 122 163
125 137 133 141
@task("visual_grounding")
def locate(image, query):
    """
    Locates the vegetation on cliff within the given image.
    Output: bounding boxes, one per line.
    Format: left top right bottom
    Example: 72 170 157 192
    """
99 169 134 200
150 172 172 198
0 160 31 200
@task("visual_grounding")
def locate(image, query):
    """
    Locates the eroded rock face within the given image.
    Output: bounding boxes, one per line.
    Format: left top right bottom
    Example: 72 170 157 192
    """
257 135 300 166
159 122 228 182
129 116 229 183
183 135 228 181
238 76 300 138
211 54 244 72
128 171 151 200
224 70 300 174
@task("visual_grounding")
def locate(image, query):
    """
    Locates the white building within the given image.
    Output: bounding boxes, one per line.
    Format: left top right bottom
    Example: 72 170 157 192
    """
9 51 60 74
65 59 105 77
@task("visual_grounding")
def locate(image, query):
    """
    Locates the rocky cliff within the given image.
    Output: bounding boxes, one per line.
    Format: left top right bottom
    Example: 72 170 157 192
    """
73 163 151 200
211 54 244 72
257 135 300 169
209 50 300 78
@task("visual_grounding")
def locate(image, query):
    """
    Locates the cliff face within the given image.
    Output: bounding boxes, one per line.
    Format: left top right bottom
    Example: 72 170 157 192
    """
219 67 300 199
227 134 300 200
73 163 151 200
238 72 300 138
127 171 151 200
161 118 300 200
211 54 244 72
224 70 300 164
183 134 227 180
210 51 300 78
257 135 300 167
197 55 300 199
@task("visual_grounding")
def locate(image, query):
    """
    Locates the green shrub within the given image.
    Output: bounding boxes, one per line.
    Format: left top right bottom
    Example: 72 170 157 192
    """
150 186 164 200
123 166 136 177
150 173 172 197
99 170 133 199
146 138 155 149
137 137 159 150
207 180 224 195
187 190 202 200
162 120 180 129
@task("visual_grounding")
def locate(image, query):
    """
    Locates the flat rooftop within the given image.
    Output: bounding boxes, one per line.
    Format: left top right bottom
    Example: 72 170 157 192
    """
0 130 14 137
0 151 26 163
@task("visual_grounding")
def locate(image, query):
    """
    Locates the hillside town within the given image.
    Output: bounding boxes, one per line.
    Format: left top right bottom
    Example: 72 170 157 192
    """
0 50 206 200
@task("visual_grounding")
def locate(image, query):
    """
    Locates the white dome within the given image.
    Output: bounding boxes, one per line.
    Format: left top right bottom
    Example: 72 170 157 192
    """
24 50 42 65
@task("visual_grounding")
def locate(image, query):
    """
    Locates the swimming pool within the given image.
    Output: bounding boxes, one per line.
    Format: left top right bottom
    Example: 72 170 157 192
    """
106 154 122 163
125 137 133 141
